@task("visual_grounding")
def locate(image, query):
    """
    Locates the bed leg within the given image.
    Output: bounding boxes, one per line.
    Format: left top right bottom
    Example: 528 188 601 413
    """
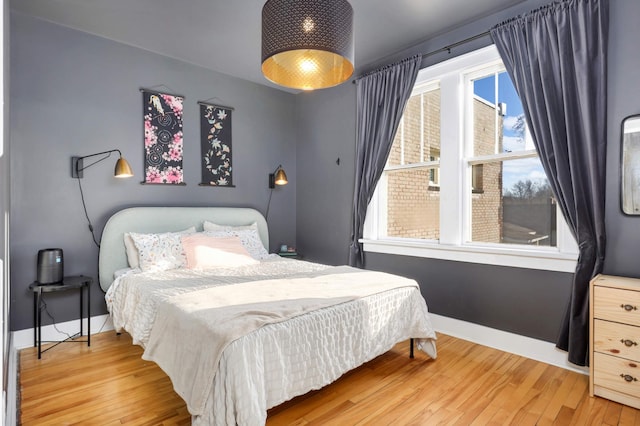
410 338 414 358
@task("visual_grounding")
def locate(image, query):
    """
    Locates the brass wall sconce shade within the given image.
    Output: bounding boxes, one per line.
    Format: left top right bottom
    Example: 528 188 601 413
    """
71 149 133 179
269 165 288 188
114 157 134 178
261 0 354 91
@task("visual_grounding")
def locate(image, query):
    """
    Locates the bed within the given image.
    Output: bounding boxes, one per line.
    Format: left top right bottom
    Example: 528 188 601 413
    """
100 206 437 425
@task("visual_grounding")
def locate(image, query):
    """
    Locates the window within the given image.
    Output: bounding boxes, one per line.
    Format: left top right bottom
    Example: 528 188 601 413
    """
468 67 556 247
382 82 441 240
363 46 578 272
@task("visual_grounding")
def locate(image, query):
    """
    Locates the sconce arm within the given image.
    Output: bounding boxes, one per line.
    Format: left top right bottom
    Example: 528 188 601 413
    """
71 149 122 178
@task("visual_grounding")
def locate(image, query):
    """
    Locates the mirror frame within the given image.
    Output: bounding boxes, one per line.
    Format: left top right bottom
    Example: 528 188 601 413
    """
621 114 640 215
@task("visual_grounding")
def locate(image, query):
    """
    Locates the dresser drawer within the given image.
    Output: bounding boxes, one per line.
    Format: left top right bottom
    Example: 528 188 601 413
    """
594 286 640 326
593 352 640 398
594 319 640 360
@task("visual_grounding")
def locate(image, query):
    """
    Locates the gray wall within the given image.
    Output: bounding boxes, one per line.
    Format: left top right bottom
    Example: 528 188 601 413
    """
9 12 297 331
296 0 639 344
295 86 356 266
604 0 640 277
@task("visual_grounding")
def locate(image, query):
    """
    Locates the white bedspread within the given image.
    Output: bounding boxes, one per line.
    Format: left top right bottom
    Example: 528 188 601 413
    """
106 257 437 425
106 256 330 346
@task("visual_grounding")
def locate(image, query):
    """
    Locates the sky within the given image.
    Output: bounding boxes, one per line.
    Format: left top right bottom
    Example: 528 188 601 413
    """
473 72 548 193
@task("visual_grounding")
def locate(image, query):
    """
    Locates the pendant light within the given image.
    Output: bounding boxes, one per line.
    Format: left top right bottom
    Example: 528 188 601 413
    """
261 0 354 91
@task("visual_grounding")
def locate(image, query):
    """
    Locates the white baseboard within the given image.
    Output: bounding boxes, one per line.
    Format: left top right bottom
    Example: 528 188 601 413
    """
12 314 114 350
430 313 588 375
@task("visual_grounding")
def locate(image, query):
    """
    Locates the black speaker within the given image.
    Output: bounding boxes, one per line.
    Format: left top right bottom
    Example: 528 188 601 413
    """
37 248 64 284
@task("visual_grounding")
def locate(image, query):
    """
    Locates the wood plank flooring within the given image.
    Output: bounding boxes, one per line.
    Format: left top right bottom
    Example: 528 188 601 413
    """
19 331 640 425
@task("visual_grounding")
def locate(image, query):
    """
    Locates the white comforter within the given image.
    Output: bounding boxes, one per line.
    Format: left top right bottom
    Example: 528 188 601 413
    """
106 257 437 425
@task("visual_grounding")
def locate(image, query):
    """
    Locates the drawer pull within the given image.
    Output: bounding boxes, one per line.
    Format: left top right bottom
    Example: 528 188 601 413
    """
621 304 638 312
621 339 638 347
621 374 638 383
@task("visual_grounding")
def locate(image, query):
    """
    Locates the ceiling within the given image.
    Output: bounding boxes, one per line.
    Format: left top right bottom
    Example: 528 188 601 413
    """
11 0 525 92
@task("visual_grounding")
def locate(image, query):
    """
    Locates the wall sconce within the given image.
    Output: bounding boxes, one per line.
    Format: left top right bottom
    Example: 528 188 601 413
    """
71 149 133 179
70 149 133 247
269 165 288 188
266 165 288 219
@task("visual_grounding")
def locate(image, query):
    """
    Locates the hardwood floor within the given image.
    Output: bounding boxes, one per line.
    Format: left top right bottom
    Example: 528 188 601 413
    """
19 331 640 425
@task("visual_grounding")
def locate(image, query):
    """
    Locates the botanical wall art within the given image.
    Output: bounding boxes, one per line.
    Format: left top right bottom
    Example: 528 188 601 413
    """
199 102 234 186
142 89 185 185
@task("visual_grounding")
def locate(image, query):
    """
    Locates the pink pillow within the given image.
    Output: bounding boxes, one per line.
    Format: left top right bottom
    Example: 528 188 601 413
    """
181 234 259 270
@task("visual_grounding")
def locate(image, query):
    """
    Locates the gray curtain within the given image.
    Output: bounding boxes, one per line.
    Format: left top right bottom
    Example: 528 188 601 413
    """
349 56 421 267
491 0 608 366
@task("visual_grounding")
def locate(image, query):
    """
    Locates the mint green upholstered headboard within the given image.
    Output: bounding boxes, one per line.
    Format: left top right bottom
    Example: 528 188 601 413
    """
98 207 269 292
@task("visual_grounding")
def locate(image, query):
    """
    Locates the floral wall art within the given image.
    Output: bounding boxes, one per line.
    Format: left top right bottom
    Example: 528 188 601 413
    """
199 102 234 186
142 89 185 185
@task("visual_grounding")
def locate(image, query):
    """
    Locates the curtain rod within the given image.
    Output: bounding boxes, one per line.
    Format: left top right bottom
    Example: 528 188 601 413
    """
353 30 491 83
421 30 491 60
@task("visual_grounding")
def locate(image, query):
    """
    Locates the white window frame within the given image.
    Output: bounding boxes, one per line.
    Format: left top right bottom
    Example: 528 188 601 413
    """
362 45 578 273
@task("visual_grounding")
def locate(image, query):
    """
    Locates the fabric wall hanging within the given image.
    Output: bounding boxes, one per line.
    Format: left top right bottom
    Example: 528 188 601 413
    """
141 89 185 185
198 102 234 187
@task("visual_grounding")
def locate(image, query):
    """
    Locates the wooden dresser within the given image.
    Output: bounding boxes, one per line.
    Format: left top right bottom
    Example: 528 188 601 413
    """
590 274 640 409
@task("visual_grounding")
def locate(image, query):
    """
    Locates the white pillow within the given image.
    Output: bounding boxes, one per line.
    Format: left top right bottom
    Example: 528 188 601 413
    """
203 227 269 260
181 234 259 270
123 233 140 268
124 227 195 268
129 227 196 272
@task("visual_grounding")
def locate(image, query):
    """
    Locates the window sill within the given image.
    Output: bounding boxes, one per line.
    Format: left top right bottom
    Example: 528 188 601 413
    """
361 238 578 273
